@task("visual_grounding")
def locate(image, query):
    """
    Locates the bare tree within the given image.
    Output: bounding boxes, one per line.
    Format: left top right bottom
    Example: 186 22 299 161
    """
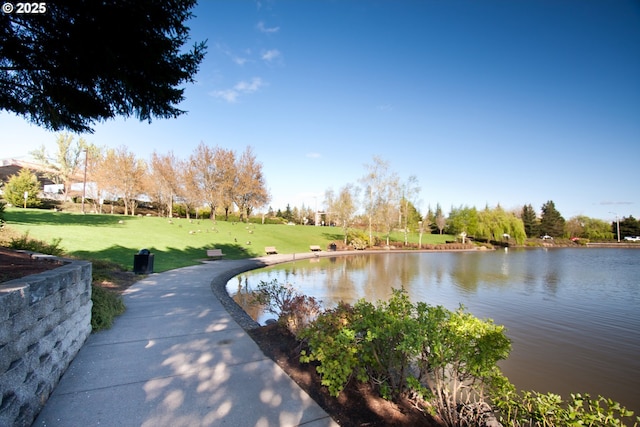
326 184 359 244
189 143 219 220
83 143 107 213
100 146 146 215
215 148 236 220
178 158 201 219
360 157 400 246
30 133 87 201
187 143 237 221
233 147 270 222
149 151 181 217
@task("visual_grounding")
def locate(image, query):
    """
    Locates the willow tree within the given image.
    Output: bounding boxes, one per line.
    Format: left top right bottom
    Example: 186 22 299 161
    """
476 205 526 244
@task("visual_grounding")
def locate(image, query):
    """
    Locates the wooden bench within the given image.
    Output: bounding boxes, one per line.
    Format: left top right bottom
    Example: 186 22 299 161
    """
206 249 225 260
309 245 322 252
265 246 278 255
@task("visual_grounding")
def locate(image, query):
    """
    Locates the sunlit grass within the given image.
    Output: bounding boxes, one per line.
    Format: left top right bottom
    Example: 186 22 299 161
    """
3 207 451 272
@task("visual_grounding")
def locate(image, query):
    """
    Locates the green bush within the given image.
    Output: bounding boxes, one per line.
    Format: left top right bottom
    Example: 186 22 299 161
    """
8 232 65 256
493 389 639 427
91 285 125 331
299 289 512 425
299 302 366 397
3 169 42 208
347 229 380 249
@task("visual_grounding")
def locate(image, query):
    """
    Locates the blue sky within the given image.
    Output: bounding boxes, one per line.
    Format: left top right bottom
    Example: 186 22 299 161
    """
2 0 639 221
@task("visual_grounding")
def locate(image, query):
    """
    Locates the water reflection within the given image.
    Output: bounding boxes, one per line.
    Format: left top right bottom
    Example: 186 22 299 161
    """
228 248 640 413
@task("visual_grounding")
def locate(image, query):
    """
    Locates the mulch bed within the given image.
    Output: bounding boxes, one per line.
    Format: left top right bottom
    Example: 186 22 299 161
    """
0 247 62 282
249 323 440 427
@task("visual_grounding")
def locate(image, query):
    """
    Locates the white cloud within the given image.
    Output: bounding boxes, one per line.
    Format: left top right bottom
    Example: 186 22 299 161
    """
232 56 248 66
257 21 279 34
235 77 264 93
216 43 250 66
261 49 281 62
306 152 322 159
211 77 265 103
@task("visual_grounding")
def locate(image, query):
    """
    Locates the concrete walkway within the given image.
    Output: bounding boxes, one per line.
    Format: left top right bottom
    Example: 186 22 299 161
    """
33 254 339 427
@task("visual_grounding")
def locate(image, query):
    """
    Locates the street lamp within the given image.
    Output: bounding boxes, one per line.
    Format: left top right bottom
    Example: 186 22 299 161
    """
609 212 620 243
81 148 88 214
418 220 423 249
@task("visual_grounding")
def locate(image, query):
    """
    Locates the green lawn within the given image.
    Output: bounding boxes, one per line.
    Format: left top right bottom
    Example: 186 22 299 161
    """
3 208 451 272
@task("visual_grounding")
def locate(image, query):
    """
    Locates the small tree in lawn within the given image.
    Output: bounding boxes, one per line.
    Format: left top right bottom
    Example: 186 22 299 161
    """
399 175 421 245
435 203 447 235
3 169 42 208
326 184 359 244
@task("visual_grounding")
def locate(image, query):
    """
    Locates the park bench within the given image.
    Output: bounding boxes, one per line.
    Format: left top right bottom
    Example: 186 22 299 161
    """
206 249 225 260
309 245 322 252
265 246 278 255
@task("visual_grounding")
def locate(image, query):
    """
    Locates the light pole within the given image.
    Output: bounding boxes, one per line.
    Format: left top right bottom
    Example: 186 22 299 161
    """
81 148 88 214
609 212 620 243
418 220 423 249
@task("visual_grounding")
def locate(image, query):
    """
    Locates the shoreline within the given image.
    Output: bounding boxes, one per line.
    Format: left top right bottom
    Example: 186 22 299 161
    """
208 247 481 332
208 243 640 332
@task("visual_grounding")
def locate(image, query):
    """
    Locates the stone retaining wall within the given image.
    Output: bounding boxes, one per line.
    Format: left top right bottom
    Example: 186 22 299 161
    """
0 257 92 427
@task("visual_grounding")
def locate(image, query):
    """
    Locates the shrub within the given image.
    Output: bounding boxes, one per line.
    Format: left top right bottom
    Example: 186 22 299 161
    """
252 279 321 336
8 232 65 256
3 169 42 208
347 228 382 249
299 288 513 426
492 390 639 427
91 285 125 331
299 302 366 397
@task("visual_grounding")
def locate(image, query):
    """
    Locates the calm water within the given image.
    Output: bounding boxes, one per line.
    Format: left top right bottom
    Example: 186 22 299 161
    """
227 248 640 413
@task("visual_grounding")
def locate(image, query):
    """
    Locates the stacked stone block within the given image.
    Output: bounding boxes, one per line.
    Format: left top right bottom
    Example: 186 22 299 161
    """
0 258 92 427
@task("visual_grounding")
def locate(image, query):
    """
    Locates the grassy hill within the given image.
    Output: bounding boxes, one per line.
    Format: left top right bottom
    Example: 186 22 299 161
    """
2 208 451 272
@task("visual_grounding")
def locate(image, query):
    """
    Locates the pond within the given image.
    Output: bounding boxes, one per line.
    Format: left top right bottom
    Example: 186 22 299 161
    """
227 248 640 413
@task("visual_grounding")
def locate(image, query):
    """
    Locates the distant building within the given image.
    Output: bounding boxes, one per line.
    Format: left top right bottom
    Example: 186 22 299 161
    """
0 158 55 189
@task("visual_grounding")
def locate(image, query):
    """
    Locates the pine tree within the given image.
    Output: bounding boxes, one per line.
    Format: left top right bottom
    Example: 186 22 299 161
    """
521 204 539 238
539 200 565 237
4 169 42 208
1 1 206 132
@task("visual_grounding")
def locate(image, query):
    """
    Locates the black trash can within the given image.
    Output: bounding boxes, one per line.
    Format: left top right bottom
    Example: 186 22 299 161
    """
133 248 154 274
328 243 337 251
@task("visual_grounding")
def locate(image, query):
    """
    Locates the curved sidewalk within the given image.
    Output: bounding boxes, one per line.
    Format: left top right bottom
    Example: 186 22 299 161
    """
33 255 339 427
